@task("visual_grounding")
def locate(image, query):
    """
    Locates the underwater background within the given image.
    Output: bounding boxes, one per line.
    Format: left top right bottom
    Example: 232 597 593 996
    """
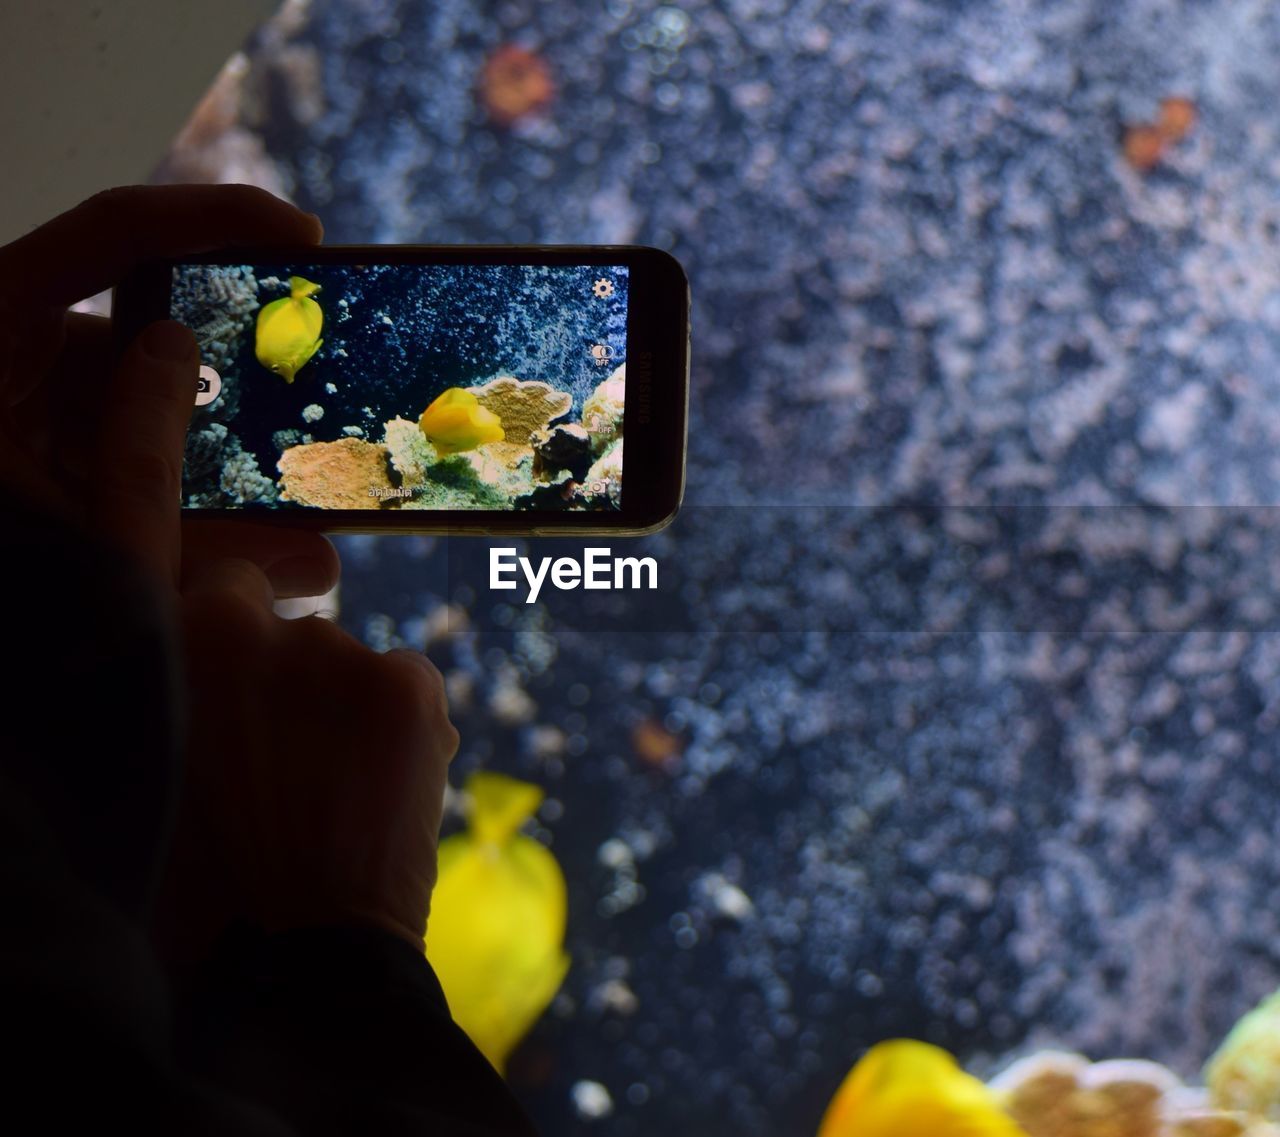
172 261 628 507
155 0 1280 1133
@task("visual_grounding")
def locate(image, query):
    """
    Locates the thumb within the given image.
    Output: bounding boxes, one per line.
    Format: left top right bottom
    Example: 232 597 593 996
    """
94 320 198 587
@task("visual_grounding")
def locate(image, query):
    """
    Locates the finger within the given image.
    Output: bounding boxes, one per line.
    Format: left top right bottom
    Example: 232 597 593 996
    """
46 313 114 462
179 559 277 749
383 647 448 693
0 299 68 409
55 311 113 402
93 320 199 584
383 648 460 759
12 312 111 452
10 312 133 505
182 521 340 599
181 557 277 651
0 184 324 310
182 555 275 611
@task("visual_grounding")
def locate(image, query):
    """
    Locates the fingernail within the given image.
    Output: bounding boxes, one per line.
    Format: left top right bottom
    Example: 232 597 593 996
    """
306 212 325 240
141 321 196 362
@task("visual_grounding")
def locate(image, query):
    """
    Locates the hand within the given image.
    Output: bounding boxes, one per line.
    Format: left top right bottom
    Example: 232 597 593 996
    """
167 557 459 957
0 186 457 960
0 183 337 596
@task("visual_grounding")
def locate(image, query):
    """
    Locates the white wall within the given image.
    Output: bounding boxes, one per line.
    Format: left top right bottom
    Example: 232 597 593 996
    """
0 0 276 245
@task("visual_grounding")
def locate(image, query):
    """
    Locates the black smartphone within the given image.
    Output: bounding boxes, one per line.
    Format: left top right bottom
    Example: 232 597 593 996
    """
113 245 689 535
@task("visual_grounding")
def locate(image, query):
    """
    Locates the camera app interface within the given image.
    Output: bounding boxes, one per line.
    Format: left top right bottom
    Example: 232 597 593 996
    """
172 261 628 511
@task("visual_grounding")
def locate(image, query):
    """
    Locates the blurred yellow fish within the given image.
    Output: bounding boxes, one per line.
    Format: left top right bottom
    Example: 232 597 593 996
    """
817 1040 1028 1137
425 771 569 1075
255 275 323 383
418 387 505 454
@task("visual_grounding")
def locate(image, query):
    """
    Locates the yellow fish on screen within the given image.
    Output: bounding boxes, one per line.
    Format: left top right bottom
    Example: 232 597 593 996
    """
425 771 569 1075
817 1039 1028 1137
255 275 323 383
417 387 505 454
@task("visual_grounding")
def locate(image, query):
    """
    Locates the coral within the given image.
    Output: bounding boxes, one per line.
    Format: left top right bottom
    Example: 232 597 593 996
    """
263 43 326 127
515 436 621 511
383 415 437 485
156 0 319 193
184 422 276 505
153 53 290 197
468 375 572 448
277 437 395 508
995 1052 1165 1137
184 422 230 483
456 445 537 501
1123 124 1166 172
238 1 325 130
383 414 529 507
991 1051 1280 1137
169 264 259 387
584 439 623 506
1168 1116 1272 1137
1205 990 1280 1123
1159 96 1198 142
532 422 593 481
302 403 325 423
479 45 554 126
407 455 516 510
513 474 580 511
1122 96 1198 174
219 447 278 505
582 364 625 456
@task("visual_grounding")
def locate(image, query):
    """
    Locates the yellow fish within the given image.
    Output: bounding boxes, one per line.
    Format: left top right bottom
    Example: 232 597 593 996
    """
425 771 569 1075
418 387 505 455
255 275 323 383
817 1040 1029 1137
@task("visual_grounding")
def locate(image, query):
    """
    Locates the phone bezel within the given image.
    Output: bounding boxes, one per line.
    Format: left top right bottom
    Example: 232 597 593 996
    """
113 244 689 536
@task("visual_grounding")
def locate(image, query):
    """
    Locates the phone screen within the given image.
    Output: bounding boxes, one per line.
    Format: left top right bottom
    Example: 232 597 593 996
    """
170 260 629 513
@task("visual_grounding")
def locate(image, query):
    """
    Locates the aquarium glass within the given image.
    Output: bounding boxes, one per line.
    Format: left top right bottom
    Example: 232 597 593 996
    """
154 1 1280 1134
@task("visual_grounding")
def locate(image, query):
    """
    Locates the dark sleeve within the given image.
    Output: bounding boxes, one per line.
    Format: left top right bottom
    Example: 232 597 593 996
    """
173 921 542 1137
0 491 530 1135
0 491 291 1135
0 767 295 1137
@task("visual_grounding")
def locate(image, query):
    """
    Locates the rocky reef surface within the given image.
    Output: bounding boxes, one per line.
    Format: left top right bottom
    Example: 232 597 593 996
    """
273 369 620 509
158 0 1280 1133
992 1049 1280 1137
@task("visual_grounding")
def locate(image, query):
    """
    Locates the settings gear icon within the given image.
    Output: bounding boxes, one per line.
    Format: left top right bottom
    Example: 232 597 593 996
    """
592 278 614 299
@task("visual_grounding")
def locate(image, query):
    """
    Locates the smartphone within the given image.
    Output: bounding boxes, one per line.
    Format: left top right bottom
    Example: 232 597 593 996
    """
113 245 689 535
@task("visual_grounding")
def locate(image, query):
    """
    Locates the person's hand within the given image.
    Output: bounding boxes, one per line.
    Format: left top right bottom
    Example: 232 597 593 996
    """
163 557 459 958
0 185 458 961
0 183 337 596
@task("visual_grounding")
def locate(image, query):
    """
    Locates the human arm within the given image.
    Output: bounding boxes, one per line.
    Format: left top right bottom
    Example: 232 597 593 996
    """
0 184 540 1134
